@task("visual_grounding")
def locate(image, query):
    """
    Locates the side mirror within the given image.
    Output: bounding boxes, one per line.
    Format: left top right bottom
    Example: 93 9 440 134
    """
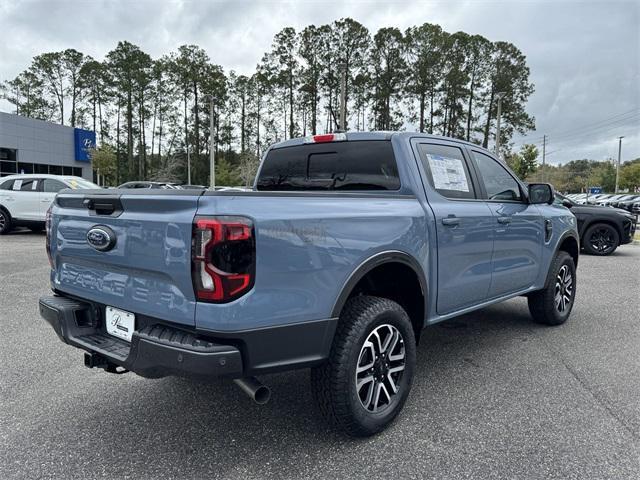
561 199 573 208
528 183 554 205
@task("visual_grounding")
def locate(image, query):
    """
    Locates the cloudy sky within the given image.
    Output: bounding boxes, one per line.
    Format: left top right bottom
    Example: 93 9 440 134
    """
1 0 638 164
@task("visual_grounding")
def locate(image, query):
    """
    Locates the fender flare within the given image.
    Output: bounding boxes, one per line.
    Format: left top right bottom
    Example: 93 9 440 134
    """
554 231 580 259
545 232 580 287
330 250 428 319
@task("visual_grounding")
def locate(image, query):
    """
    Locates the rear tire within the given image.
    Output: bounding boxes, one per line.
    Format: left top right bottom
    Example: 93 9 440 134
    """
311 296 416 437
582 223 619 256
0 209 12 235
528 251 576 326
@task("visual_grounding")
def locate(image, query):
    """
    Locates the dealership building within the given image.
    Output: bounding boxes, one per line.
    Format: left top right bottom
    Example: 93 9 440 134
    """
0 111 95 180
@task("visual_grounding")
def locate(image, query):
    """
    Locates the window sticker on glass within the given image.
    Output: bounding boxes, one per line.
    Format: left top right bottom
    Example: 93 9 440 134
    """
426 154 470 192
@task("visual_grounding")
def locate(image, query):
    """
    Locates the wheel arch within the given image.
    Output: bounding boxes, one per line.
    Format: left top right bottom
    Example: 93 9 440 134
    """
331 251 428 342
0 204 11 218
0 204 12 224
554 232 580 269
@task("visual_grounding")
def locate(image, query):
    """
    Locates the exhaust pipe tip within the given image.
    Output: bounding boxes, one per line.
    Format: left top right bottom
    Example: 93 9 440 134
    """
234 377 271 405
252 385 271 405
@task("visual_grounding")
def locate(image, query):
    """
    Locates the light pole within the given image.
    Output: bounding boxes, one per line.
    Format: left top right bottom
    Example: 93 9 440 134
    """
494 92 506 156
541 134 546 182
615 136 624 193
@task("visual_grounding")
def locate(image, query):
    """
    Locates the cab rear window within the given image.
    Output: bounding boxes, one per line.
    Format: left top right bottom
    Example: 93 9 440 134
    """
256 140 400 191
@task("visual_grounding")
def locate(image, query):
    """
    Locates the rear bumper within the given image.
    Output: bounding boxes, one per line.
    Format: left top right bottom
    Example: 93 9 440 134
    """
39 294 337 379
39 295 243 379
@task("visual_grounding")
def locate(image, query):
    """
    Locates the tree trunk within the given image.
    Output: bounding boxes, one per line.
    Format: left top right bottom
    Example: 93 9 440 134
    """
343 61 349 130
256 88 261 157
283 93 287 140
419 92 425 133
59 77 65 125
127 90 133 179
116 101 121 185
183 91 189 181
92 97 96 136
138 103 143 179
151 103 157 174
442 102 448 136
70 78 77 127
429 88 435 134
240 92 246 153
482 89 495 148
289 72 294 139
158 110 163 160
193 81 200 179
327 90 332 132
466 70 476 142
311 84 317 135
141 93 147 179
97 92 104 144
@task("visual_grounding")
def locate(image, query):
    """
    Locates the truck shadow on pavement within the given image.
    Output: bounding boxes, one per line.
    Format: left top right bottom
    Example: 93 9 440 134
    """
44 299 548 477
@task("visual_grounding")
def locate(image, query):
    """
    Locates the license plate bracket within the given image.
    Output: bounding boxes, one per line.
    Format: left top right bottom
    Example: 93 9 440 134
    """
105 306 135 342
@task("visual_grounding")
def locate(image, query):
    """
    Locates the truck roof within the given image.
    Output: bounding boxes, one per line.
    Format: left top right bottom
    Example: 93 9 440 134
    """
269 131 494 155
0 173 88 181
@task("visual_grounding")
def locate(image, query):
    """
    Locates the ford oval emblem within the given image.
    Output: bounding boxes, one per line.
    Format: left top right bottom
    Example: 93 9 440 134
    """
86 226 116 252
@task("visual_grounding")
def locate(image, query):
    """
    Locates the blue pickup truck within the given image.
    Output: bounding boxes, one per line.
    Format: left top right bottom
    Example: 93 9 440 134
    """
39 132 579 436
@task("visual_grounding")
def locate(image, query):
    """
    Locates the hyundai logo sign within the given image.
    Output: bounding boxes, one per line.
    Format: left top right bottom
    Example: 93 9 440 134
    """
86 226 116 252
74 128 96 163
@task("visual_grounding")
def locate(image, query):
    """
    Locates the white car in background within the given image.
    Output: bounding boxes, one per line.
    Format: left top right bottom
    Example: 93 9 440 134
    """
0 174 99 234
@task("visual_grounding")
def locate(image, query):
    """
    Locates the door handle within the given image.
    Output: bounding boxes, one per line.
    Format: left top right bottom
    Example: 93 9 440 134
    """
441 217 460 227
497 217 512 225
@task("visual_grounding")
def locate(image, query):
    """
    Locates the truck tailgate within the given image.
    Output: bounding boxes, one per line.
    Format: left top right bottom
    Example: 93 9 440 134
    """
50 190 201 326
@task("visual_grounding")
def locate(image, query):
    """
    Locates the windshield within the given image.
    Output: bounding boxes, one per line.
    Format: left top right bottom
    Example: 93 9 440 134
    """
554 193 572 206
64 178 100 189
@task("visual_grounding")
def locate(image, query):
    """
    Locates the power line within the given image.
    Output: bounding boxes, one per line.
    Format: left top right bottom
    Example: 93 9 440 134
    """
524 108 639 142
513 118 639 151
544 112 640 143
517 112 639 147
513 108 640 148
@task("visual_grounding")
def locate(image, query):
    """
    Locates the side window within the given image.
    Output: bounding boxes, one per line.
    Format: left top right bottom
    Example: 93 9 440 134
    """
417 144 476 199
0 179 14 190
471 151 522 201
13 179 38 191
43 179 68 193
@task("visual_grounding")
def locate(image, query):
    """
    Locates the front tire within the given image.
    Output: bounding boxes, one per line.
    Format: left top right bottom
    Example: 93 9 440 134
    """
311 296 416 437
528 251 576 326
0 209 12 235
582 223 619 255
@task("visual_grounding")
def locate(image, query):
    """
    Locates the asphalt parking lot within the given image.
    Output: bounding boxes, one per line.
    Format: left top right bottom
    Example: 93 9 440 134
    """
1 231 639 480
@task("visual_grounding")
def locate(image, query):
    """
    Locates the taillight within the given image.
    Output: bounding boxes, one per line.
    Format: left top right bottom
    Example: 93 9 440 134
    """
303 133 347 144
191 216 255 302
45 205 53 268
